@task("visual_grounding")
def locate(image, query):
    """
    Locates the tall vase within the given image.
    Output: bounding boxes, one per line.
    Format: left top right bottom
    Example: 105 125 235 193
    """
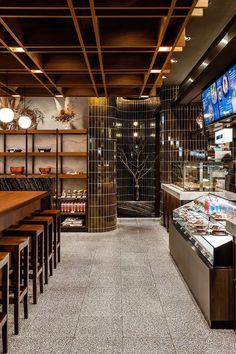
61 121 70 130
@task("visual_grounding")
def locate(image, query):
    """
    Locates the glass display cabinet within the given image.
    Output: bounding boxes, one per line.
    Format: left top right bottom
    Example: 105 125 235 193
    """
173 194 236 267
171 162 226 191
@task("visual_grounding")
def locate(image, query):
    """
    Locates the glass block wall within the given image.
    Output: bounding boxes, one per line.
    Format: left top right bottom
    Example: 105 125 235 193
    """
88 97 117 232
159 86 208 217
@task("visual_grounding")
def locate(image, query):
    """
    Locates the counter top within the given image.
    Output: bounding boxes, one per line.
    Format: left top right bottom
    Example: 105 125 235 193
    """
0 191 49 216
161 184 236 202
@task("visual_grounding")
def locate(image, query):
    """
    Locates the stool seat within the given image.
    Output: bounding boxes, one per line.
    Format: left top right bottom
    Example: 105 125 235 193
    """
20 216 53 284
3 225 44 305
33 210 61 268
0 237 29 335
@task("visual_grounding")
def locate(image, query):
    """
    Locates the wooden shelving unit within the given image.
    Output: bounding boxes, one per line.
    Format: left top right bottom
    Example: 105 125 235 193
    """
0 129 88 232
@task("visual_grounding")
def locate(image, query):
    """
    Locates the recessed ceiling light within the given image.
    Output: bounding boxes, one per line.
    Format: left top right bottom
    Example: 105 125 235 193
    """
9 47 25 53
185 36 191 41
171 59 178 64
151 69 161 73
31 69 43 74
140 95 149 98
12 94 21 98
133 132 138 137
202 61 208 67
162 75 168 79
133 121 138 126
188 78 194 83
55 94 63 98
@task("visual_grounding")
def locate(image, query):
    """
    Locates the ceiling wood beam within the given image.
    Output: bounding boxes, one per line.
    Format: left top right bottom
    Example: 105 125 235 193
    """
150 0 200 94
67 0 98 96
140 0 177 96
89 0 107 96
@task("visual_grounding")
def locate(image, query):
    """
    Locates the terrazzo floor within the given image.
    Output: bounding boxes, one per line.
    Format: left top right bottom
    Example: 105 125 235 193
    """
7 218 236 354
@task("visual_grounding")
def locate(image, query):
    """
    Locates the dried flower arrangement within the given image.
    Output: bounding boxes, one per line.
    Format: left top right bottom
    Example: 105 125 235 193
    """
51 97 75 123
0 97 44 130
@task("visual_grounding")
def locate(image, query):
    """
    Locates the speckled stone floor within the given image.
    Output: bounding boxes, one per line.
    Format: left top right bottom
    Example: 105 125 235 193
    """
7 218 236 354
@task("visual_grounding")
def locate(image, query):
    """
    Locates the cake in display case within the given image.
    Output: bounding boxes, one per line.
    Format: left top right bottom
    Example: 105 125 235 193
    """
173 194 236 267
171 162 226 191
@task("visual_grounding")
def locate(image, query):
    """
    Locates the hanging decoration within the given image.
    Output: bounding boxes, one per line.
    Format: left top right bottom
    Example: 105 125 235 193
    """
0 97 44 130
51 97 75 126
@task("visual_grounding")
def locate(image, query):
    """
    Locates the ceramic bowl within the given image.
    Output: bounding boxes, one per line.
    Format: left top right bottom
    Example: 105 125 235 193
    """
10 166 24 175
39 167 51 174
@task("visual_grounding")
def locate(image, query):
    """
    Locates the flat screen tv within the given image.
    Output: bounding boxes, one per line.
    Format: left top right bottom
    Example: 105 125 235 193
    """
202 63 236 126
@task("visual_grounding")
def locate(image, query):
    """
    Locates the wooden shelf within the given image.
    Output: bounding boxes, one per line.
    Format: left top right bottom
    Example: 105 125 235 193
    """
61 226 88 232
58 152 87 157
0 174 56 178
0 152 26 156
59 173 87 179
28 152 56 157
0 129 87 135
61 212 86 216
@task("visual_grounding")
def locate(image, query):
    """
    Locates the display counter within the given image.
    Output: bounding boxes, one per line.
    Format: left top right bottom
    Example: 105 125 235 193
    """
169 193 235 328
162 183 236 230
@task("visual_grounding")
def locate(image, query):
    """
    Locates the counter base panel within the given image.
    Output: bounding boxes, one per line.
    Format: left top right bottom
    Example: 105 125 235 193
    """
169 220 233 329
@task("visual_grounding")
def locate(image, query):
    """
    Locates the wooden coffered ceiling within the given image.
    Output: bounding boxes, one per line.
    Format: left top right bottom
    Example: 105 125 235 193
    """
0 0 208 97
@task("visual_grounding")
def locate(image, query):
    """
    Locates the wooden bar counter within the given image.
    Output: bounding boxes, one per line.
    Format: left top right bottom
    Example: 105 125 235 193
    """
0 191 50 232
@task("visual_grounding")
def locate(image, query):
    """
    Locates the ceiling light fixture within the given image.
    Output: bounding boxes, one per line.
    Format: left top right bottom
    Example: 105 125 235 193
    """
18 115 32 129
9 47 25 53
12 94 21 98
220 37 229 45
140 95 149 98
185 36 191 41
162 75 168 79
31 69 43 74
170 59 178 63
151 69 161 73
133 132 138 137
55 95 64 98
202 61 208 67
0 108 14 123
133 121 138 126
188 78 194 83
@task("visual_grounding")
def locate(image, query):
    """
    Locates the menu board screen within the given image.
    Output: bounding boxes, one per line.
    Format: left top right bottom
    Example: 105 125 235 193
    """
202 63 236 125
216 64 236 118
202 83 220 125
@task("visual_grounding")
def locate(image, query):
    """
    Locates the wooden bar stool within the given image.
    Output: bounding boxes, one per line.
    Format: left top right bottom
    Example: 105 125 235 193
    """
20 216 53 284
33 210 61 269
0 237 29 335
0 252 9 354
3 224 44 305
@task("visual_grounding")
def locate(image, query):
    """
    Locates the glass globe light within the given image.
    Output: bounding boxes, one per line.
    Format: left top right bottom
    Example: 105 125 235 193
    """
18 115 31 129
0 108 14 123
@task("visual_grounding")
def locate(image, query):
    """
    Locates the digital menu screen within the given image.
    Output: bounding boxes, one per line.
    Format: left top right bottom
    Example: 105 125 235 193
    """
202 82 220 125
216 64 236 118
202 63 236 125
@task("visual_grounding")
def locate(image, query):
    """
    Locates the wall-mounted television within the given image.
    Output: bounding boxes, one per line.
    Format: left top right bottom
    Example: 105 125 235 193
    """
202 63 236 125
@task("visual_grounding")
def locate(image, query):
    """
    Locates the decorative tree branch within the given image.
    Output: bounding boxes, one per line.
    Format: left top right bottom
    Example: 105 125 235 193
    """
117 140 157 201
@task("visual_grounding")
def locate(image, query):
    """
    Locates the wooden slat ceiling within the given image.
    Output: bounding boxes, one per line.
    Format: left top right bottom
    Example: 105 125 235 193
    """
0 0 208 97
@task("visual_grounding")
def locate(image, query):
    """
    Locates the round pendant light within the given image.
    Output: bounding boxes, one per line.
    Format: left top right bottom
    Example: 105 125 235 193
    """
0 107 14 123
18 115 31 129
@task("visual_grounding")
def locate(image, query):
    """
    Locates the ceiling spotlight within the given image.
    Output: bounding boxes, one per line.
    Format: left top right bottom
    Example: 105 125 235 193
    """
55 95 63 98
0 108 14 123
188 78 194 83
202 61 208 67
162 75 168 79
133 132 138 137
170 59 178 64
185 36 191 41
31 69 43 74
9 47 25 53
133 121 138 127
151 69 161 73
140 95 149 98
12 94 21 98
18 115 31 129
220 37 229 45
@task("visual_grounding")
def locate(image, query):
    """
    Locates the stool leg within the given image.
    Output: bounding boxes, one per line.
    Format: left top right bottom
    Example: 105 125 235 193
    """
23 245 29 320
13 252 20 335
53 220 57 268
44 225 49 285
49 223 53 277
32 237 38 305
2 262 8 354
57 216 61 263
39 233 44 294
